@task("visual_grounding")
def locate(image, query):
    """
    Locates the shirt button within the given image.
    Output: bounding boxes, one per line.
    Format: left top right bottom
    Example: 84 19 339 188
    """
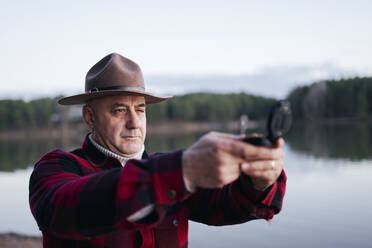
167 189 177 199
173 219 179 227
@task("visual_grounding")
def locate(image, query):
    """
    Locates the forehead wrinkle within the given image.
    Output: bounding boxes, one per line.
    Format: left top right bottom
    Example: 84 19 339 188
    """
86 95 146 110
111 102 146 108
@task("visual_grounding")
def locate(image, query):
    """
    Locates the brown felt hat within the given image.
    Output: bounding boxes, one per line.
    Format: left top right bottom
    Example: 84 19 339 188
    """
58 53 172 105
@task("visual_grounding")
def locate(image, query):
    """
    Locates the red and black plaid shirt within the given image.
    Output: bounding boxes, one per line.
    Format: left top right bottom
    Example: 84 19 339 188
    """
29 134 287 248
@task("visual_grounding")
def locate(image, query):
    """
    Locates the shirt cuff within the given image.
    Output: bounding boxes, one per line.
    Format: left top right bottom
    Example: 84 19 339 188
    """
241 174 274 203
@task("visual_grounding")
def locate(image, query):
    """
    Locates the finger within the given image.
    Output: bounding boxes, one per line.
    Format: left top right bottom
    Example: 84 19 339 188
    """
273 138 285 148
241 161 274 173
217 138 283 162
241 133 260 141
248 162 283 178
241 160 283 174
211 131 246 140
247 168 277 179
242 143 284 161
215 138 253 160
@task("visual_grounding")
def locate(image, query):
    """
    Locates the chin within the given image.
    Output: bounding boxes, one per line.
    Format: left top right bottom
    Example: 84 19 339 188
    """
120 144 142 156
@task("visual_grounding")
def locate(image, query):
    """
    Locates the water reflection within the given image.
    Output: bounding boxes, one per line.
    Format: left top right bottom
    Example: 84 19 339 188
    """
0 140 60 171
1 124 372 172
0 132 201 172
286 123 372 161
0 139 81 172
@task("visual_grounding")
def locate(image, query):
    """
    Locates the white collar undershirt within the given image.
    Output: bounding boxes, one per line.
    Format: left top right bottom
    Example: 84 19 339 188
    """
88 133 145 167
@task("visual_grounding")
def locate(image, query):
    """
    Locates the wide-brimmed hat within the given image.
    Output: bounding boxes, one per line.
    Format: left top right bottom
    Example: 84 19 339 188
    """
58 53 172 105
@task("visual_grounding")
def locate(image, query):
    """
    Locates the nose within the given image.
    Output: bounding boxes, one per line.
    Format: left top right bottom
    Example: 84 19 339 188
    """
125 109 141 129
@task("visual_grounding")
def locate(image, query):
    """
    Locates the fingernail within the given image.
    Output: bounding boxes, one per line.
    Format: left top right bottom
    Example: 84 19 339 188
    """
238 134 246 139
242 163 250 170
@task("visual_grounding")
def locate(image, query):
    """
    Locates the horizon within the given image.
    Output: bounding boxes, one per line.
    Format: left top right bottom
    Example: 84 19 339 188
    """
0 68 369 101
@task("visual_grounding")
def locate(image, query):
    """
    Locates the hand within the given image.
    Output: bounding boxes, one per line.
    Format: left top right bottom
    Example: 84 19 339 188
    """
181 132 284 190
241 138 285 190
182 132 244 190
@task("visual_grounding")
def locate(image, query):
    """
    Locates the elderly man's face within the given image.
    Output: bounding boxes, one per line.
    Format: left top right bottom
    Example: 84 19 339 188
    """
83 95 146 157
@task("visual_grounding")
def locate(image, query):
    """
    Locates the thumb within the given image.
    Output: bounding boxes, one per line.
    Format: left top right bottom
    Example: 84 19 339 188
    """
212 132 246 140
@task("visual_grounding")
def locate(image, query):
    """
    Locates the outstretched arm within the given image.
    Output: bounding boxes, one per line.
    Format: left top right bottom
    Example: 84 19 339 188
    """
181 132 286 225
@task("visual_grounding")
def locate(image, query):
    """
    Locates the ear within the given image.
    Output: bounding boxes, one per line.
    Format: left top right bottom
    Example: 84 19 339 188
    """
82 105 95 129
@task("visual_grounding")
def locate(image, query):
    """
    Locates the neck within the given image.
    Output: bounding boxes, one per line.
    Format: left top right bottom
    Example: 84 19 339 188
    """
88 133 144 166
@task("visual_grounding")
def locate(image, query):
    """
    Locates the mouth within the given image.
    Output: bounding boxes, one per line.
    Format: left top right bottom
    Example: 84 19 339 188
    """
122 136 141 140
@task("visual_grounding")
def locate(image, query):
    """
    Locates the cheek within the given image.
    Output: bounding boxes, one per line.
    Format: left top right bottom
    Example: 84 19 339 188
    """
112 121 125 136
141 116 147 136
95 117 120 137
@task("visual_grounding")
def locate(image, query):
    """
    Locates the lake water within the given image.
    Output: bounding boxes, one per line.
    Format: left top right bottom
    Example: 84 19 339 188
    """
0 123 371 247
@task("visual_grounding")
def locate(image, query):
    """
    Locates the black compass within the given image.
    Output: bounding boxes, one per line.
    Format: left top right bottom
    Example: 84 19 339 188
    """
243 100 292 147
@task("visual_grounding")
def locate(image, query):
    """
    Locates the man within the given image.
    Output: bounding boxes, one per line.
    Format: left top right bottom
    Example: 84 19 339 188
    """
29 53 286 248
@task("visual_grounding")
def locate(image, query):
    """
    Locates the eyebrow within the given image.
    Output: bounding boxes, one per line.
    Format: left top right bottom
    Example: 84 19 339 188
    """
111 103 146 108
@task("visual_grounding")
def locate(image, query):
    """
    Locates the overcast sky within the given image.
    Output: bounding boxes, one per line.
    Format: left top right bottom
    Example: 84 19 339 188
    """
1 0 371 99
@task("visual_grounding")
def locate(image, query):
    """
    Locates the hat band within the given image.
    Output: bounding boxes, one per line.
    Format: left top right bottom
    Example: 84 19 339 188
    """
88 85 145 93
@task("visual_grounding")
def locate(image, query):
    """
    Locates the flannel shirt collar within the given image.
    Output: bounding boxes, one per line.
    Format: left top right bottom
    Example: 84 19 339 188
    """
81 133 149 168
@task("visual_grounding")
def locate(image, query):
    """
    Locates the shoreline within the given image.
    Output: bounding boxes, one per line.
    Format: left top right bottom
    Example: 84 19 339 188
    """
293 116 372 126
0 116 370 141
0 120 262 141
0 233 41 248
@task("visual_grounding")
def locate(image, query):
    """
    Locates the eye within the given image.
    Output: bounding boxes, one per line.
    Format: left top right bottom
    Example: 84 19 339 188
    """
136 108 146 113
113 108 126 113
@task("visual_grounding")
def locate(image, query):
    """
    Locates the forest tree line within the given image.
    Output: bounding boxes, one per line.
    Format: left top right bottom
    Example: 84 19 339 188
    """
0 93 275 130
287 77 372 121
0 76 371 130
146 93 275 122
0 97 59 130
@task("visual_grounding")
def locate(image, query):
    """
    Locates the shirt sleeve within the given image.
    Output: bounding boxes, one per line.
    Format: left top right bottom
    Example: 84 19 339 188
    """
29 149 190 239
185 170 287 225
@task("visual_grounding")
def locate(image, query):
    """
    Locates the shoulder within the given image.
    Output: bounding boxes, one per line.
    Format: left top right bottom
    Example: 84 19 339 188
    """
34 148 90 173
37 149 81 163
